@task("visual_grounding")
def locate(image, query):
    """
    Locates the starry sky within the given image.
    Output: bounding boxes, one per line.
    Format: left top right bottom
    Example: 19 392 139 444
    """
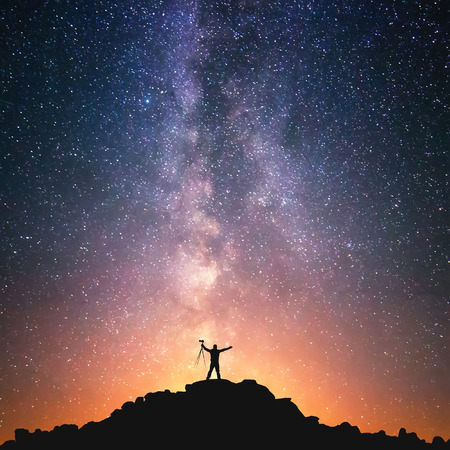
0 0 448 444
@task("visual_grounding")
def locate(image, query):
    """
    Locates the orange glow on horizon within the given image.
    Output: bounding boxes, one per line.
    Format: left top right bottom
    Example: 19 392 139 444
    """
1 308 448 445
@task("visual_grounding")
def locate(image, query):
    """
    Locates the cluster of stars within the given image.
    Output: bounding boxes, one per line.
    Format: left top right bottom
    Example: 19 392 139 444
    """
1 0 448 444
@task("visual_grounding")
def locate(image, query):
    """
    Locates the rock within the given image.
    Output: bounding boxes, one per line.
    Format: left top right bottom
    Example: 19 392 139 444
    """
120 401 135 412
432 436 446 448
13 429 30 445
2 380 446 449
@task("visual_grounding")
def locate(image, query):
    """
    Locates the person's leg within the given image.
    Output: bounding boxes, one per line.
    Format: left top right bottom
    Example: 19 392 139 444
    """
215 363 221 379
207 364 213 380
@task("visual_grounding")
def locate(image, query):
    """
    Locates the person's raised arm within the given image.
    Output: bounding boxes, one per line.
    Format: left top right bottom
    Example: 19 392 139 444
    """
202 343 211 352
219 346 232 352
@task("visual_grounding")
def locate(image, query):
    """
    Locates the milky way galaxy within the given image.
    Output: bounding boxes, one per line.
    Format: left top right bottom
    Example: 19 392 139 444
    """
1 0 448 444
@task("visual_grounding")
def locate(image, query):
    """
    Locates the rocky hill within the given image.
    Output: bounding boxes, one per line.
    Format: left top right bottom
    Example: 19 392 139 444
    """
2 379 448 449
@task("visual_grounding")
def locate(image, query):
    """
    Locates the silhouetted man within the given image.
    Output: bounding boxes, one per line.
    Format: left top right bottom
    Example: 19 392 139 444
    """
201 343 232 380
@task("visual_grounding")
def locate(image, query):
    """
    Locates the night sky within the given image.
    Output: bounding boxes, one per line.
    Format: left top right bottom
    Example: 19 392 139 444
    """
1 0 448 444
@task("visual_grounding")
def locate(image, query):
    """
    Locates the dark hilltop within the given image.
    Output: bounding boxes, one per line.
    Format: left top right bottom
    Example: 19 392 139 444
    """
2 379 448 449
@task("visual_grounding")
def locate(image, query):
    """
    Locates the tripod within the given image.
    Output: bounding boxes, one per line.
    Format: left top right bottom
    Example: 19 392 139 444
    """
194 343 206 368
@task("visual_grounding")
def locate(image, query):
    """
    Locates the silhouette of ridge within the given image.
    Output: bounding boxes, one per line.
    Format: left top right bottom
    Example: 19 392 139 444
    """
2 379 448 449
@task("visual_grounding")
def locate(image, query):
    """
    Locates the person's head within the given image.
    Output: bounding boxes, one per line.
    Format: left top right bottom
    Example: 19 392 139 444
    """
213 344 217 349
